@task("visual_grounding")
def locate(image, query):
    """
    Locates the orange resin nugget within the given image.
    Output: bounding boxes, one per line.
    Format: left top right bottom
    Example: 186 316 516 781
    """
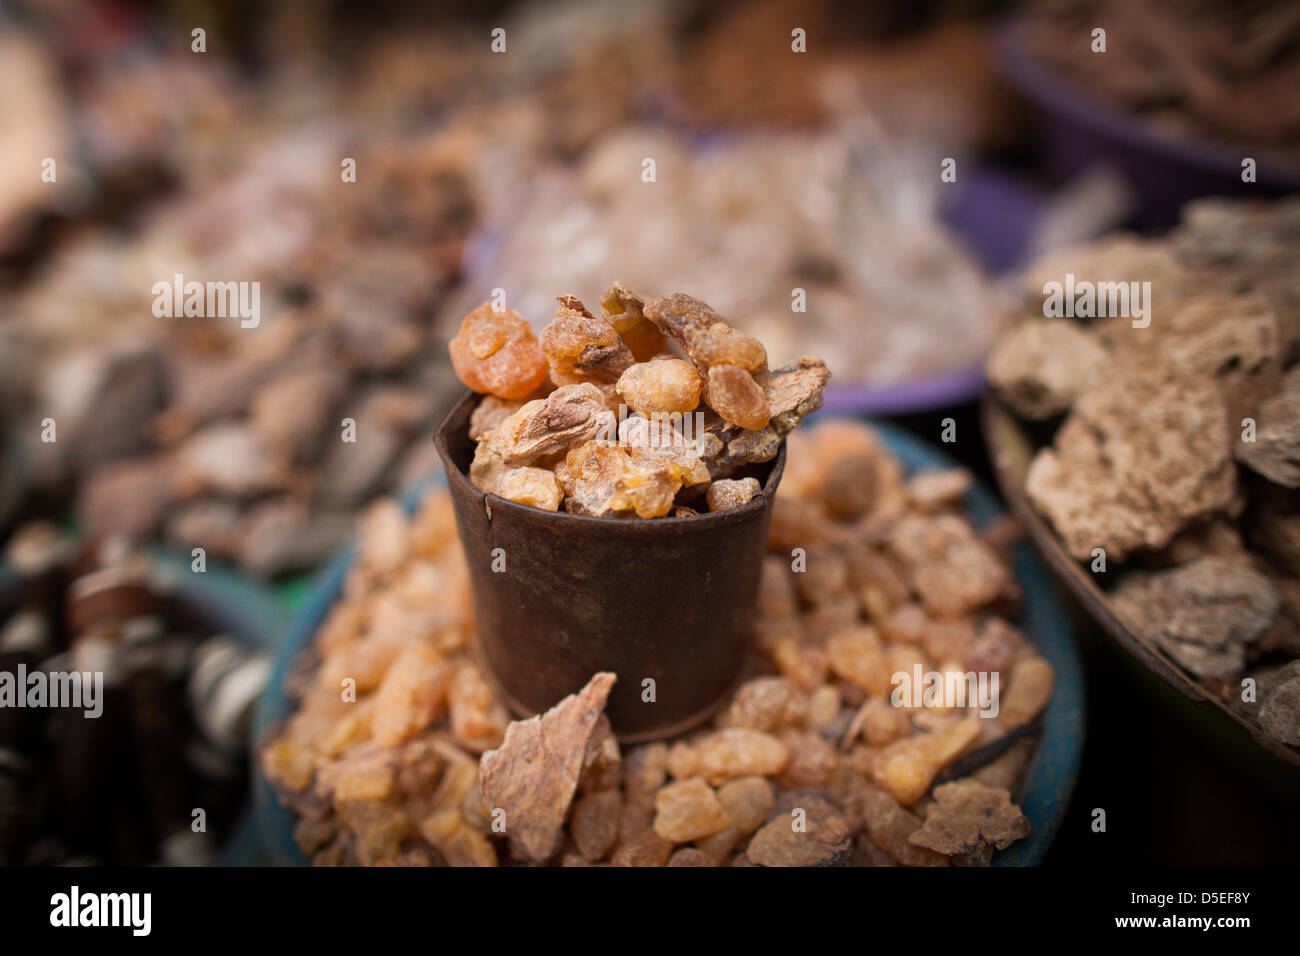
540 296 634 386
600 281 667 362
557 440 681 518
449 302 549 399
616 358 702 416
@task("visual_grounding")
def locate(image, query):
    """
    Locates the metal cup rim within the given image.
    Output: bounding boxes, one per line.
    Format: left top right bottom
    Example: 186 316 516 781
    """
434 390 787 534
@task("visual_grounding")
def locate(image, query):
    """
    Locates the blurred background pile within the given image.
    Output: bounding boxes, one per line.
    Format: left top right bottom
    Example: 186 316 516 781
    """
1 0 1299 865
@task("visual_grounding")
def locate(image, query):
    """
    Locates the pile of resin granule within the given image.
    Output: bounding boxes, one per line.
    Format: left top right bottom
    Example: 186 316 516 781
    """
449 283 830 518
261 419 1054 866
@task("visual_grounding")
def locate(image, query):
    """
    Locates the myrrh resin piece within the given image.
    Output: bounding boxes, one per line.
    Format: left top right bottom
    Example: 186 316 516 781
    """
600 282 667 362
448 302 549 399
644 293 770 429
540 296 634 386
706 477 760 512
616 358 701 417
447 284 830 516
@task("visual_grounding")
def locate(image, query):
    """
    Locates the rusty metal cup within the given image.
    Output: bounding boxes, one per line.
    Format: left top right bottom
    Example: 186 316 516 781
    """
434 391 785 742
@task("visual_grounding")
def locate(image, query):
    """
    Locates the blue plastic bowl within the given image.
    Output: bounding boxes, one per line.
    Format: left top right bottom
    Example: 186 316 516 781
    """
253 423 1084 866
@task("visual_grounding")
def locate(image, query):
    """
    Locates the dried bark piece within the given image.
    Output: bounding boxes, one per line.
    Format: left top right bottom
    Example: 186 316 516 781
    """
495 383 617 467
747 793 852 867
763 357 830 434
1260 664 1300 746
908 780 1030 858
1150 292 1283 427
702 419 783 480
987 319 1108 420
846 782 950 867
1112 556 1280 679
1025 361 1237 562
1021 235 1192 312
653 778 732 842
477 672 617 863
707 477 760 512
449 302 550 399
1251 485 1300 579
556 440 681 518
1236 365 1300 488
599 281 666 362
541 296 634 386
697 358 831 479
616 359 701 416
577 715 622 794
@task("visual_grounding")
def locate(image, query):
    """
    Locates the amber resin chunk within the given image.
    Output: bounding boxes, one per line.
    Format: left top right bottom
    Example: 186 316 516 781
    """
448 302 549 400
616 358 702 417
540 296 635 386
643 293 771 429
600 282 667 362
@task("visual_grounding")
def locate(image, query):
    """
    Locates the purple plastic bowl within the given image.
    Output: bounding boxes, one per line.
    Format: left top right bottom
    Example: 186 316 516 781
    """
993 20 1300 229
820 364 986 417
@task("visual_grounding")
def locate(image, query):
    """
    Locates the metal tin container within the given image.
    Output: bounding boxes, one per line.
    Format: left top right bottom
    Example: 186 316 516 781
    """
434 391 785 742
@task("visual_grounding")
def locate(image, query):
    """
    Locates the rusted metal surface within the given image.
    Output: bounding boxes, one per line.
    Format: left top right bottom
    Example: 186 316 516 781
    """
435 390 784 742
